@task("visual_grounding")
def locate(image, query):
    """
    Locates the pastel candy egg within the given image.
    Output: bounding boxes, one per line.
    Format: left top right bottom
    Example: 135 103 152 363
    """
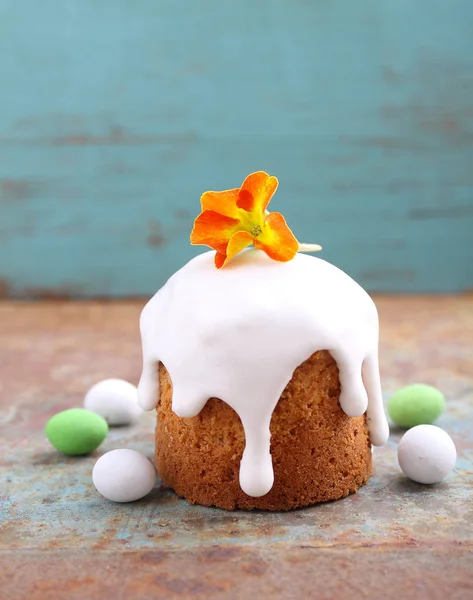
45 408 108 455
84 379 142 426
388 384 445 428
92 449 156 502
398 424 456 484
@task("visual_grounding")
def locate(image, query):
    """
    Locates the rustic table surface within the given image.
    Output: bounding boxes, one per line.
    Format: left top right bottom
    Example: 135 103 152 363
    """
1 297 472 600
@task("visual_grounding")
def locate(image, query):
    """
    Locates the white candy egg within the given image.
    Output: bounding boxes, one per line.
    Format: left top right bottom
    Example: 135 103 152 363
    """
93 449 156 502
84 379 142 426
398 424 457 484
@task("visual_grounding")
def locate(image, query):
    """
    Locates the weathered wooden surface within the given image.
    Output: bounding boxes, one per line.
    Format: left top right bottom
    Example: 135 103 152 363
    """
0 297 472 599
1 0 473 297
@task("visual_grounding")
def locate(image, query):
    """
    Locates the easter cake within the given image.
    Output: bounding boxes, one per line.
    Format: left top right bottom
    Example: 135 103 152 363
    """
137 171 389 510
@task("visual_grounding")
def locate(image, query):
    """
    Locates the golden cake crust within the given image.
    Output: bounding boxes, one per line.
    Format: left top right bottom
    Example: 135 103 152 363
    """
155 350 372 510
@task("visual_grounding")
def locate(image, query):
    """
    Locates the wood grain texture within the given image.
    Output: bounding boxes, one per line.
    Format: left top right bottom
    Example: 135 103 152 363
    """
0 297 472 599
0 0 472 297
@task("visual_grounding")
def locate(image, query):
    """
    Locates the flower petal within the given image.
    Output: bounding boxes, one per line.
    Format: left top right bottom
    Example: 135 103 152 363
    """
216 230 254 269
214 252 227 269
237 171 278 214
190 210 240 253
254 212 299 262
201 189 240 218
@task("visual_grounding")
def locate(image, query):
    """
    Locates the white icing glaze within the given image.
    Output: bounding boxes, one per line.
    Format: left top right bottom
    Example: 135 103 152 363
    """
138 249 389 497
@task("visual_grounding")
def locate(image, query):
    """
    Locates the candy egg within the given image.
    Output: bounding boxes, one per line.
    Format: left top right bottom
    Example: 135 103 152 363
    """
84 379 142 426
397 424 456 484
92 449 156 502
388 384 445 428
45 408 108 455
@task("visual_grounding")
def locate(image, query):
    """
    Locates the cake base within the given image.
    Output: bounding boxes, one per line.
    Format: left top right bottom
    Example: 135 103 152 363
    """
155 351 372 511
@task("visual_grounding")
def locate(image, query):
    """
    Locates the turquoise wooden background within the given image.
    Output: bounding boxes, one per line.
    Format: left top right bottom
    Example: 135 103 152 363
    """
1 0 472 297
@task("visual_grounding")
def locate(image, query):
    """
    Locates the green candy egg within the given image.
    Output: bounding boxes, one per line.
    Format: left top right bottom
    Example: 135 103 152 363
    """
387 384 445 428
45 408 108 455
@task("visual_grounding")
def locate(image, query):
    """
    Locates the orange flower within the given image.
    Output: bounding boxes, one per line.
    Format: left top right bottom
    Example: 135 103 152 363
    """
190 171 301 268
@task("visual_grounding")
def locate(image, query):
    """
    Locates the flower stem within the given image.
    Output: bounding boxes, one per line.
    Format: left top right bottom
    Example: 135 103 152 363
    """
298 243 322 253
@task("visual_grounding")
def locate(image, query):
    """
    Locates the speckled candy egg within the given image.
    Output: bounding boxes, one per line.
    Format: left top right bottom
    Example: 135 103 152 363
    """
45 408 108 455
92 449 156 502
84 379 142 426
388 384 445 428
398 424 457 484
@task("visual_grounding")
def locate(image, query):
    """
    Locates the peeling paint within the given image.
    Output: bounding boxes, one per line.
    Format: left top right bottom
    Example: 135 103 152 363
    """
409 206 473 220
173 208 192 221
0 179 37 202
21 287 82 300
350 136 429 151
381 66 402 84
0 130 198 147
362 269 416 283
147 220 167 248
0 279 11 297
147 233 167 247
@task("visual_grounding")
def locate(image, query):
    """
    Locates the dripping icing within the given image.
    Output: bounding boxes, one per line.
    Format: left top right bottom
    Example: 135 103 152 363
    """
138 250 389 497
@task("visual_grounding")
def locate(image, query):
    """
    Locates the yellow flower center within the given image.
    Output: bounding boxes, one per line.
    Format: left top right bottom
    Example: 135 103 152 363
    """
251 224 262 237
